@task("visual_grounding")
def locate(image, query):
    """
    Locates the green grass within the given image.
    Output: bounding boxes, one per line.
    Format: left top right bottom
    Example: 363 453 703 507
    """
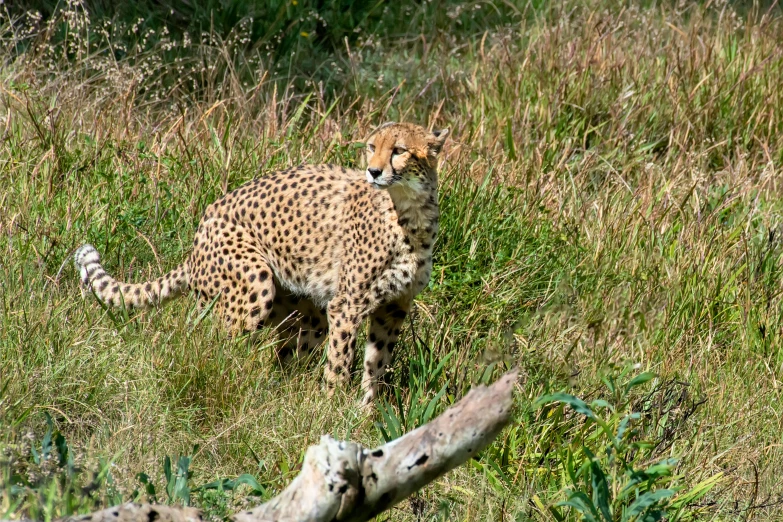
4 0 783 520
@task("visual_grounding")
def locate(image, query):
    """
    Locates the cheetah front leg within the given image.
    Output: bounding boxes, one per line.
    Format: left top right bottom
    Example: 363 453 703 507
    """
324 296 367 395
360 299 410 407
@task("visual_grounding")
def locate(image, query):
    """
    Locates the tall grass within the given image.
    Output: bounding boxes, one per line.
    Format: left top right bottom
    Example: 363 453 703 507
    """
3 0 783 519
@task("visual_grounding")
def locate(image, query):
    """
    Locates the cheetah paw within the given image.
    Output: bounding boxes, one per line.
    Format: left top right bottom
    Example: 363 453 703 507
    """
358 392 375 413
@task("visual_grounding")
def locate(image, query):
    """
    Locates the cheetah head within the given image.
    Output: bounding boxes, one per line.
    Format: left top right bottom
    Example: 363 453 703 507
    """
365 122 449 192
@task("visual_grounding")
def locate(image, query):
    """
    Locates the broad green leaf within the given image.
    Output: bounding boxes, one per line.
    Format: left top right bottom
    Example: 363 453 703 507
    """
536 393 596 420
625 372 656 393
174 455 191 505
422 383 448 425
195 474 265 496
623 489 675 521
590 459 613 522
164 455 173 500
558 491 599 522
505 119 517 161
590 399 612 411
615 413 640 445
670 472 724 509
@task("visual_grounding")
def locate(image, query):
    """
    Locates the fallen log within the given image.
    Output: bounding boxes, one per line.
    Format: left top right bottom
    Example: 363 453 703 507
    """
43 370 518 522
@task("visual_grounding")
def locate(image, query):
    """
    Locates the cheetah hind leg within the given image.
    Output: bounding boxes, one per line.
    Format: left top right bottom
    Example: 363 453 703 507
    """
192 238 277 334
268 290 327 366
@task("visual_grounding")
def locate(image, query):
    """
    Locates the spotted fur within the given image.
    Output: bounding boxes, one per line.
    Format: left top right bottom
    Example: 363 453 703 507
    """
74 122 449 406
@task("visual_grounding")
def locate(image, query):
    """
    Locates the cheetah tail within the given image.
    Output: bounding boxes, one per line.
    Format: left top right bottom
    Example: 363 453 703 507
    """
73 244 190 310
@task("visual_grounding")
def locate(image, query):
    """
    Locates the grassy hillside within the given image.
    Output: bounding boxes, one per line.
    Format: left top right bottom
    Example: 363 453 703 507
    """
3 0 783 520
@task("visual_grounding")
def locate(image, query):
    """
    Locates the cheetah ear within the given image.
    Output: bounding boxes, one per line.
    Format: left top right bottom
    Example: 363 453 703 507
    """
428 128 449 156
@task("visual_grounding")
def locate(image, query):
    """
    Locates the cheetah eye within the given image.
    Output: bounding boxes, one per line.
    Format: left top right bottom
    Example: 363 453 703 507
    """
367 144 375 153
392 147 407 156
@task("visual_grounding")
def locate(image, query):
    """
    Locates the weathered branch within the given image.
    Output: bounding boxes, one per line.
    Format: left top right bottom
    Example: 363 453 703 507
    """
44 370 518 522
63 504 201 522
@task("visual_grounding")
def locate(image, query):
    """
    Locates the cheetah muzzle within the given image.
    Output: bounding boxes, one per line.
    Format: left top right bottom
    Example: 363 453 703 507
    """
74 122 449 408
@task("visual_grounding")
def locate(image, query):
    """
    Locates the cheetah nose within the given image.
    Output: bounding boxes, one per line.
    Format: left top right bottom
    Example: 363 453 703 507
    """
368 167 383 179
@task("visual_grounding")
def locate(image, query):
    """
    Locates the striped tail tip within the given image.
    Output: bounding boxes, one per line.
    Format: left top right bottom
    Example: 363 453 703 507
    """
73 244 101 288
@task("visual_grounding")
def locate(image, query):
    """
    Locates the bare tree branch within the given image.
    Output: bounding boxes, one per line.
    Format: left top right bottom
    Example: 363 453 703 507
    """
26 370 518 522
64 503 201 522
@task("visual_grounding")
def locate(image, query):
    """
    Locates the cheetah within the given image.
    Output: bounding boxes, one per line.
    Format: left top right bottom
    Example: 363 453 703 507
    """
74 122 449 406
